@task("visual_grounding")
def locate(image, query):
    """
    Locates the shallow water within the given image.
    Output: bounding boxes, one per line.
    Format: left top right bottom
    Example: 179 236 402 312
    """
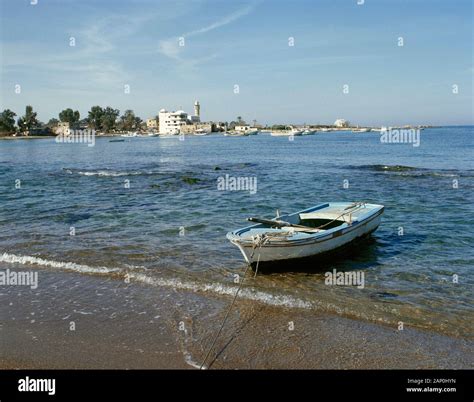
0 127 473 337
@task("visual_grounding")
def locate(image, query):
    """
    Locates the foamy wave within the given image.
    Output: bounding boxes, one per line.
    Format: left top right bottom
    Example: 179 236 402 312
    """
0 253 119 274
0 253 396 326
0 252 312 310
76 170 143 177
130 272 313 310
64 168 159 177
79 171 128 177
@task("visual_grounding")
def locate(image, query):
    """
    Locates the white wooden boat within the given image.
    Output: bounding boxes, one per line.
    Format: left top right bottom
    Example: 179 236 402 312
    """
290 127 303 136
224 131 250 137
193 129 209 136
227 202 384 265
271 130 303 137
371 126 390 133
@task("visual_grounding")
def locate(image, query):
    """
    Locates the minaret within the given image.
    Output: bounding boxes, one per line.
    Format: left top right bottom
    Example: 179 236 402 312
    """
194 100 200 119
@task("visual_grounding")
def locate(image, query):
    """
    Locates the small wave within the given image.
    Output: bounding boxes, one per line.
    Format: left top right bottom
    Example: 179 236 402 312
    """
64 168 159 177
130 272 313 310
0 252 312 310
399 172 459 178
352 164 420 172
0 253 119 274
0 253 396 327
348 165 473 178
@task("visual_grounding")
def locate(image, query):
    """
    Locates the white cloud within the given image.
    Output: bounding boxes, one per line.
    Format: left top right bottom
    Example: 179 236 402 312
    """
158 2 258 62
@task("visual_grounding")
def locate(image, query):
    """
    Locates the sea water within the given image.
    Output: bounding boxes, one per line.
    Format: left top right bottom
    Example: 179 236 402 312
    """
0 127 472 337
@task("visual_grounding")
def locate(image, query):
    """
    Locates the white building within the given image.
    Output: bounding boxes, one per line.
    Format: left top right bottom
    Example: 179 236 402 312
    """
334 119 349 128
194 100 200 119
159 109 188 134
158 101 201 134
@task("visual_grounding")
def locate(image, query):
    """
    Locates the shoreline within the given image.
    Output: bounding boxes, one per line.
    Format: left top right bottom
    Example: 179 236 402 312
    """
0 126 451 140
0 134 118 140
1 268 472 370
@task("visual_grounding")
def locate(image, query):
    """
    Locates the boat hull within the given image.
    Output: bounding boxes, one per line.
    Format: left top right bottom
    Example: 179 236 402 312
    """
227 203 383 264
249 228 378 271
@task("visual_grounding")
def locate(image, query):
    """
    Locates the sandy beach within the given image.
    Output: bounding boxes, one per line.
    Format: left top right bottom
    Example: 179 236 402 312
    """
1 268 472 370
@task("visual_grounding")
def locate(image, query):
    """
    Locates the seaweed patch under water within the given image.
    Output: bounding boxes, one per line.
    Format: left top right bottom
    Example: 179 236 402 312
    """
369 292 399 300
181 177 201 185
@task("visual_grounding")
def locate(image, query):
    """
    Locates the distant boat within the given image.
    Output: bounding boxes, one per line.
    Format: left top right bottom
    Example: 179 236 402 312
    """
271 126 303 137
371 127 389 133
302 128 315 135
109 139 125 142
352 128 370 133
121 132 137 137
227 202 384 265
290 127 303 136
193 129 210 136
232 126 259 135
224 131 250 137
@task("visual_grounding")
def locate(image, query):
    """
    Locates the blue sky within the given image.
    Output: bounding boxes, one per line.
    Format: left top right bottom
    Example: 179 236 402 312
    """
1 0 472 125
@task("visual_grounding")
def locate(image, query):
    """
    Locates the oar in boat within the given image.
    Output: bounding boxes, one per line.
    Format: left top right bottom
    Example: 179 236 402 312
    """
247 217 321 233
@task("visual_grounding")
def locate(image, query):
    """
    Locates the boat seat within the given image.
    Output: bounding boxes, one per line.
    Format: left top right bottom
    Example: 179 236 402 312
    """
299 212 342 220
281 226 324 233
300 211 363 221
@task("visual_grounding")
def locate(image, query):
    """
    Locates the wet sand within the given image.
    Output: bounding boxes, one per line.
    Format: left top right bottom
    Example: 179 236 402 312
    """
0 269 472 369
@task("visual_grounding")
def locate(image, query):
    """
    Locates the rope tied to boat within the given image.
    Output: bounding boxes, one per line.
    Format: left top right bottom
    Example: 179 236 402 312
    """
199 261 251 370
200 202 367 369
249 230 295 267
200 233 277 369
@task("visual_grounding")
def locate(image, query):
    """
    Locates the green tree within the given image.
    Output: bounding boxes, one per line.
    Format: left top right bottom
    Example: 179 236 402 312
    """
17 105 39 133
59 108 80 124
119 109 138 131
100 107 120 132
0 109 17 133
134 116 143 130
46 118 59 128
87 106 104 130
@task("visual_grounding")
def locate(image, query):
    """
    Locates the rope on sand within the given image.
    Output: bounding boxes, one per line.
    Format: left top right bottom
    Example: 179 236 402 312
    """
200 203 366 368
199 237 265 369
